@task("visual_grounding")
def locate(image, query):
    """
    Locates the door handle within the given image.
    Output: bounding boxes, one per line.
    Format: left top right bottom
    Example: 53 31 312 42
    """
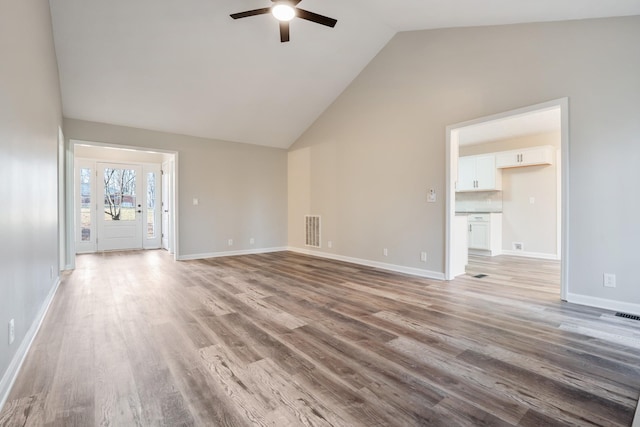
137 210 142 213
164 210 169 213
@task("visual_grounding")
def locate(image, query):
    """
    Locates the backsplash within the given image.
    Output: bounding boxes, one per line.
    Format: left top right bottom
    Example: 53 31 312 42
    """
456 191 503 213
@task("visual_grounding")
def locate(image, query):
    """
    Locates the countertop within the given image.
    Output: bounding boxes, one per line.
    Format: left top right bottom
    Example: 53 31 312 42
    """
455 211 502 214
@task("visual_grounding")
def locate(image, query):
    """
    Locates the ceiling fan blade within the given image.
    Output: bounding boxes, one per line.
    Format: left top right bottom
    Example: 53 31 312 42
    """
230 7 271 20
295 8 337 28
279 21 290 42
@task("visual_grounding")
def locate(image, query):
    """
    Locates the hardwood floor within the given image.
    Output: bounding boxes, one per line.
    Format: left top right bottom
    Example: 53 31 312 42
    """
1 251 639 426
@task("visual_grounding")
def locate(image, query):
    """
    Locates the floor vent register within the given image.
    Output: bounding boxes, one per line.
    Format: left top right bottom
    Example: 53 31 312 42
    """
615 312 640 321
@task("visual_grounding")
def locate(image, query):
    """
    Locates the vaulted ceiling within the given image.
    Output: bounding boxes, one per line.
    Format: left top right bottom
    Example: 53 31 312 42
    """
49 0 640 149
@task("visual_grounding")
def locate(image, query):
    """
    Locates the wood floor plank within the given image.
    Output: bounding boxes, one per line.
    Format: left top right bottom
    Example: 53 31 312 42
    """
1 250 639 426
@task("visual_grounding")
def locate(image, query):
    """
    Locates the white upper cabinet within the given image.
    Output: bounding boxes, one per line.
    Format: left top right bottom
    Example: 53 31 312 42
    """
457 154 502 192
495 145 554 169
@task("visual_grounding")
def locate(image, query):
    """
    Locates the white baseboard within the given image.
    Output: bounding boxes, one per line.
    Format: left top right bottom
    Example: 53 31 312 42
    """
287 247 445 280
177 246 288 261
566 293 640 316
500 249 560 260
0 277 61 412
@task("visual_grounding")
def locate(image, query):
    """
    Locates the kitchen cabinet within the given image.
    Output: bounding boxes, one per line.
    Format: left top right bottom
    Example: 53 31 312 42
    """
457 154 502 192
495 145 554 169
468 213 502 256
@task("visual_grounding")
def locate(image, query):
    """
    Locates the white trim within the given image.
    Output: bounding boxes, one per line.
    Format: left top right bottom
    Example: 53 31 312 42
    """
500 250 560 260
287 247 446 280
445 98 569 299
0 278 61 412
566 293 640 317
65 141 76 269
177 247 288 261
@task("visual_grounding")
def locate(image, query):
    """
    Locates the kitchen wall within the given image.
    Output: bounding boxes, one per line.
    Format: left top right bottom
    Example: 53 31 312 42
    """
64 118 288 259
0 0 63 405
289 16 640 312
459 132 561 258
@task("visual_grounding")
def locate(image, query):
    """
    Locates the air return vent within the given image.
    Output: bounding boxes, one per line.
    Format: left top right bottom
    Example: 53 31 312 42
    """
305 215 321 248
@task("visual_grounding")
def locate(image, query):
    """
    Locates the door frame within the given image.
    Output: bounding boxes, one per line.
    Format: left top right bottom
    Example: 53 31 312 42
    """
161 160 174 253
444 98 569 301
67 139 179 264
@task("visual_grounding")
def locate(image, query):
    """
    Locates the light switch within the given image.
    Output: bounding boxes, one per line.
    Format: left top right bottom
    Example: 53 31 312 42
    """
529 197 535 204
193 198 199 206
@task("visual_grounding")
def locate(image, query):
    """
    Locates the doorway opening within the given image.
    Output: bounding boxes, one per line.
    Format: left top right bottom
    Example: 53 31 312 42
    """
69 140 177 261
445 99 569 300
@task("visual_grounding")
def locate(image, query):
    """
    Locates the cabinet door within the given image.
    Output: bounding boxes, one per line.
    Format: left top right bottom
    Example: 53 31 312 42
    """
474 155 497 190
495 152 519 168
520 147 552 166
469 222 490 250
457 156 476 191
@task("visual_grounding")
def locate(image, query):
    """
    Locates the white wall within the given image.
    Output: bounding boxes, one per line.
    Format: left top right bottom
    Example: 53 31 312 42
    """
289 16 640 310
64 119 288 258
0 0 63 402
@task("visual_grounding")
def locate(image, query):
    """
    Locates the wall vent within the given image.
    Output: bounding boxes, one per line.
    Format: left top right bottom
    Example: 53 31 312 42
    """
305 215 321 248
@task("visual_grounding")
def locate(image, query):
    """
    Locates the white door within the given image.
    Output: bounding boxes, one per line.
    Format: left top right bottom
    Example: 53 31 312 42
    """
97 162 143 251
161 161 170 251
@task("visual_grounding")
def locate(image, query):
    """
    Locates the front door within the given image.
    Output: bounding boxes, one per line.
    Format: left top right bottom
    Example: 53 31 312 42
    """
97 162 143 251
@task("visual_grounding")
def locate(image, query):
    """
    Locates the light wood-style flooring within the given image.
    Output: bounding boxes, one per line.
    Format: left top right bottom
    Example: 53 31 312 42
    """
1 251 639 426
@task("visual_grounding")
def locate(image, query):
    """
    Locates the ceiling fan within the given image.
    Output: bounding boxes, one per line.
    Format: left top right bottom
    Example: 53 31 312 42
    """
230 0 337 43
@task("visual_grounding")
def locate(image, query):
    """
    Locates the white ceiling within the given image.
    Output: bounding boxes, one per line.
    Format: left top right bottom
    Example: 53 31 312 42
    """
49 0 640 149
457 107 561 146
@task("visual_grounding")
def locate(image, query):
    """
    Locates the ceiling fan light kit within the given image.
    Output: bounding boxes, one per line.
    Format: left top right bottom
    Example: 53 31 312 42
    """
231 0 337 43
271 3 296 22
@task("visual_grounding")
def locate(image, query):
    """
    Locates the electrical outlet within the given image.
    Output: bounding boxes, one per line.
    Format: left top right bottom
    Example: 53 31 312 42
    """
249 238 255 245
50 265 55 279
193 198 199 206
420 252 427 262
603 273 616 288
228 239 233 246
513 242 523 251
9 319 15 345
383 248 388 256
327 240 332 248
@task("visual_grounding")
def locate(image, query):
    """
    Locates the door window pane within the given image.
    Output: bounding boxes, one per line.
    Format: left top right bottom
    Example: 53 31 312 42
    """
80 168 91 241
147 172 156 238
104 168 137 221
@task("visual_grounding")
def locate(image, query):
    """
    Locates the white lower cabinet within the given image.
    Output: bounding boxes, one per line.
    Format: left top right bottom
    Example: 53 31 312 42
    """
467 213 502 256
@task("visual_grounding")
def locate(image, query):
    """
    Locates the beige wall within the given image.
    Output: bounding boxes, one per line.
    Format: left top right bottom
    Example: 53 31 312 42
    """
460 132 560 256
74 144 169 164
65 119 288 258
290 16 640 308
0 0 63 395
